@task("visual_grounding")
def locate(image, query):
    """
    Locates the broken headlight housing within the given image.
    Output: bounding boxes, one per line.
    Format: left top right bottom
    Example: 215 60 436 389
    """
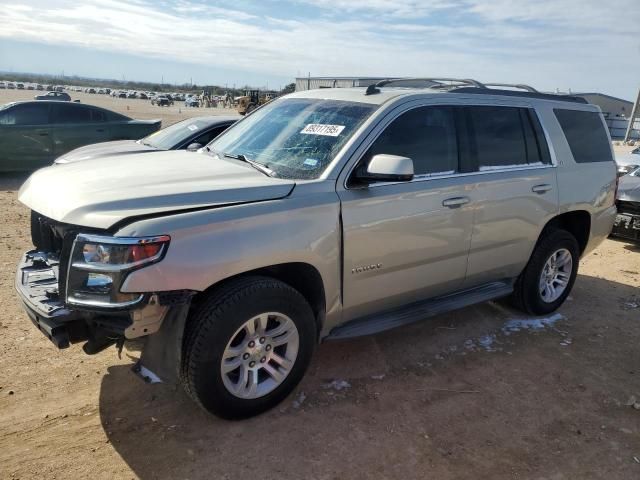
66 234 170 308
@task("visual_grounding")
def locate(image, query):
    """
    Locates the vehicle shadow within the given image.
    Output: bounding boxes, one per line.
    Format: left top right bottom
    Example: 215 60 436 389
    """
98 273 640 479
608 235 640 252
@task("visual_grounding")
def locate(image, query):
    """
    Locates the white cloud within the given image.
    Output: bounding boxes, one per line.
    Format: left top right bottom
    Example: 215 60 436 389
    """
0 0 638 98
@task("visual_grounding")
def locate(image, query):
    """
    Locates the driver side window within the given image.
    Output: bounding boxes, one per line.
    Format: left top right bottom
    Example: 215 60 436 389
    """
357 106 459 179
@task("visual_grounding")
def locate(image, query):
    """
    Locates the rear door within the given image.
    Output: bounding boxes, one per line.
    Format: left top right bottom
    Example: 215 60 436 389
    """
337 104 475 321
462 105 558 288
51 103 111 157
0 103 53 170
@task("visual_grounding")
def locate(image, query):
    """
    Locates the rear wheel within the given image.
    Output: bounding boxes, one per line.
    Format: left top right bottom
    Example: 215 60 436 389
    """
511 229 580 315
181 276 316 419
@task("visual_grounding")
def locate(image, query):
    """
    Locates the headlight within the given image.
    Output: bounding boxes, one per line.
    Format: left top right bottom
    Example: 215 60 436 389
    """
617 164 639 177
66 234 170 308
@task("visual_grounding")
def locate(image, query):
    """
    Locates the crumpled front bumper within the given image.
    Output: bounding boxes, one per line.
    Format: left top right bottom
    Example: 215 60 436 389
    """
15 250 89 348
612 205 640 242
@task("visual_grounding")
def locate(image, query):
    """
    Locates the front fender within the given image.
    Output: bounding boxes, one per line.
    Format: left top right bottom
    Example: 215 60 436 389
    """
115 188 342 330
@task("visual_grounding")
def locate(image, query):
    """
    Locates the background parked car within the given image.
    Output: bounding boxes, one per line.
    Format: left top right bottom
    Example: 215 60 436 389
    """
612 167 640 243
185 97 200 107
616 146 640 177
151 95 173 106
34 91 71 101
0 101 160 171
55 116 239 164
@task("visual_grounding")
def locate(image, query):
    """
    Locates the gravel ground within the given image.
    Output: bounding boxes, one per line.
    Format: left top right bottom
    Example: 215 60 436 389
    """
0 89 639 479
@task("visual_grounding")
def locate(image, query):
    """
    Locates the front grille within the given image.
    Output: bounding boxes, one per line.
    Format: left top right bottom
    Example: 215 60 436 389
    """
30 211 102 300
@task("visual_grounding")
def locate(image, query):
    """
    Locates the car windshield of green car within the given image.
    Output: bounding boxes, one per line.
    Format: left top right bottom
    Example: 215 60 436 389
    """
208 98 377 179
141 118 211 150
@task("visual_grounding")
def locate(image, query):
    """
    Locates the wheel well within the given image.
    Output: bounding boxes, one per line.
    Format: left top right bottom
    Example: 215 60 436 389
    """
192 263 326 332
543 211 591 254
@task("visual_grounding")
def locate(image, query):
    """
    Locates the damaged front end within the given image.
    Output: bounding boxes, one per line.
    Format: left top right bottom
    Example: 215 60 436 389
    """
613 172 640 243
15 212 194 383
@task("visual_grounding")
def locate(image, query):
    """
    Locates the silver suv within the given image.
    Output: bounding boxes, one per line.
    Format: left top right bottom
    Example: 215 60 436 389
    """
15 78 617 418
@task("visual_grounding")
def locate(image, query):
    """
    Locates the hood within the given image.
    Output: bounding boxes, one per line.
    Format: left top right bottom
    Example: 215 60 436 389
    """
618 174 640 202
55 140 156 164
19 151 295 229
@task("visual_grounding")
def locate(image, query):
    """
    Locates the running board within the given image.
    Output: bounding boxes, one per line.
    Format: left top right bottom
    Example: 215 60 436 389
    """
328 281 514 340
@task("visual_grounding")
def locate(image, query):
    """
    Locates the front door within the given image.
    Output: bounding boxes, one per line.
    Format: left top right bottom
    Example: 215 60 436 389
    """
0 103 53 170
338 105 474 322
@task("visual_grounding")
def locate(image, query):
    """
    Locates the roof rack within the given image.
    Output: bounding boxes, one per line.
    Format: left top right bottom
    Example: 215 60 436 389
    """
483 83 539 93
365 77 486 95
363 77 587 104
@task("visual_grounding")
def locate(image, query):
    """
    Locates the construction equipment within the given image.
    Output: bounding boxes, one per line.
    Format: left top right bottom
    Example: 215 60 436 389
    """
236 90 277 115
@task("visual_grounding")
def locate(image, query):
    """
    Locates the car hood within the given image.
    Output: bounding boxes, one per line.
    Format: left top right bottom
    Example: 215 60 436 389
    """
19 151 296 229
55 140 157 164
615 152 640 167
618 174 640 202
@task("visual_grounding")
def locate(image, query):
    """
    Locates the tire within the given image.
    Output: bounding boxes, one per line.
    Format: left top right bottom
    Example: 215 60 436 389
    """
181 276 317 419
511 229 580 315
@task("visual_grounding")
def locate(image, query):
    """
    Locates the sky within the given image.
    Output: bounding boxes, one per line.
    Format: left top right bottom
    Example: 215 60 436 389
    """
0 0 639 98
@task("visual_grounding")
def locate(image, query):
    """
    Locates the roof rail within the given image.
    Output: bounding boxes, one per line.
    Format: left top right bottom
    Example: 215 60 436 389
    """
484 83 539 93
365 77 486 95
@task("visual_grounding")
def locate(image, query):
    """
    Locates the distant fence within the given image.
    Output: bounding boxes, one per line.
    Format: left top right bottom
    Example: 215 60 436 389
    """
606 116 640 140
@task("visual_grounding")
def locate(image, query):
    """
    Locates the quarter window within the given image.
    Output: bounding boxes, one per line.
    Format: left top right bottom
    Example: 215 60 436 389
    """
364 106 459 176
554 109 613 163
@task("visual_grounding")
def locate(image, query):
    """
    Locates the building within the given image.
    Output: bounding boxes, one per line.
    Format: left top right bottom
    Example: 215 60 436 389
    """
295 77 386 91
294 76 441 92
571 93 633 118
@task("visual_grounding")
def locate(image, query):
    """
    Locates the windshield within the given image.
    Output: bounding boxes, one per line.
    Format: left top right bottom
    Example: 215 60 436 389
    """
142 118 210 150
209 98 377 179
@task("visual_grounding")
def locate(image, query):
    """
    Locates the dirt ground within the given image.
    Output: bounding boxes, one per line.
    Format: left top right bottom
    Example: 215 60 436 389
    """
1 89 640 479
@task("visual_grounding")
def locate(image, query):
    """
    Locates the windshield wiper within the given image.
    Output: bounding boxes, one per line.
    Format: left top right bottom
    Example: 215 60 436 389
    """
221 152 275 177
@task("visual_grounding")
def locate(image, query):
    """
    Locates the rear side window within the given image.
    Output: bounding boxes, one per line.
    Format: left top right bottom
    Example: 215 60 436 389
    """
554 109 613 163
0 104 49 125
91 109 107 122
467 106 552 170
53 104 91 124
365 106 459 176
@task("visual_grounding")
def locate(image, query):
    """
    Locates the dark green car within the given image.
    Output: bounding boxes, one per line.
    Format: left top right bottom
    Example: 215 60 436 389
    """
0 101 161 171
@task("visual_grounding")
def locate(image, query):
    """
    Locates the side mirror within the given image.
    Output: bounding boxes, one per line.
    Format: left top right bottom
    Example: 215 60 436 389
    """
356 154 414 183
186 142 203 152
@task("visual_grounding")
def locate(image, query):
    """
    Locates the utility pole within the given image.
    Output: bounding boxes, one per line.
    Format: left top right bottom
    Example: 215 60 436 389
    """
624 87 640 144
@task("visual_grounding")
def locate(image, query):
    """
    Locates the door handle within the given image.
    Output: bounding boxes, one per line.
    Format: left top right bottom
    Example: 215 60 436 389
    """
532 184 552 194
442 196 470 208
95 129 105 132
38 132 49 136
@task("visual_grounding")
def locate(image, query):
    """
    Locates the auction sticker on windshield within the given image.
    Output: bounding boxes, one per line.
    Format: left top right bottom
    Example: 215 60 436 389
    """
300 124 345 137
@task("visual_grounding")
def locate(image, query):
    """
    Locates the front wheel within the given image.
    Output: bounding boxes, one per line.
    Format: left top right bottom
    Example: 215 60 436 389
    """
181 276 317 419
511 229 580 315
